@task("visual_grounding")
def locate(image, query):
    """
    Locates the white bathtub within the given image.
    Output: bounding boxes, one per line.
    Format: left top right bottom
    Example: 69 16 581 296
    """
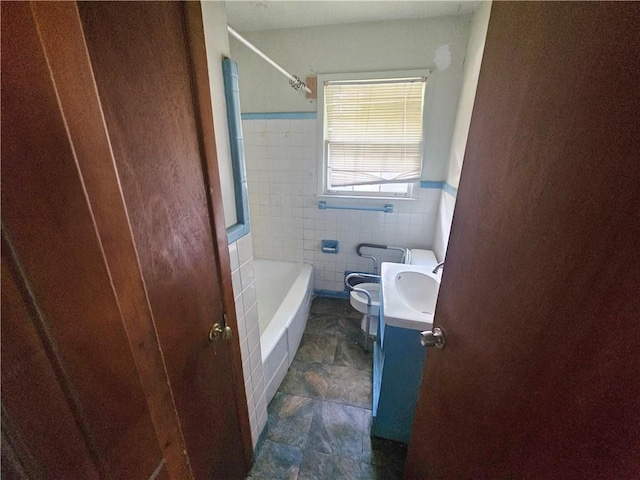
254 259 314 403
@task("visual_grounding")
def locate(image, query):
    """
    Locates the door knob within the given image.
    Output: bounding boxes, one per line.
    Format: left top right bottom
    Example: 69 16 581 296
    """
420 327 445 349
209 322 232 341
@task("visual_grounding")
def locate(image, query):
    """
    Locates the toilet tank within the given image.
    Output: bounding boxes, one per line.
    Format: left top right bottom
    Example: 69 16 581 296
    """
406 249 438 269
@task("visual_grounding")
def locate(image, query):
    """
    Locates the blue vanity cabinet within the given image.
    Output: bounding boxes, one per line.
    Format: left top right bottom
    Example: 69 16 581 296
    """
372 304 428 444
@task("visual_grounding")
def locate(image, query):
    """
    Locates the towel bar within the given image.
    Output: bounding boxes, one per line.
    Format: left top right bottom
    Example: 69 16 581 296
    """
317 201 393 213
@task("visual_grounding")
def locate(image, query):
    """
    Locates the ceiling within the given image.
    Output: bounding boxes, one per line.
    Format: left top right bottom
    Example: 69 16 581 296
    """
225 1 479 32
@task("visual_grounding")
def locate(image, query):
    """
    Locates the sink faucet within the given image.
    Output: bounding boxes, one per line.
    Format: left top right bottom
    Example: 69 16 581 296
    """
432 262 444 274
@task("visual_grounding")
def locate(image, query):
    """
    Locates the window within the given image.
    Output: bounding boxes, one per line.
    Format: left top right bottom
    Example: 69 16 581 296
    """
319 72 427 198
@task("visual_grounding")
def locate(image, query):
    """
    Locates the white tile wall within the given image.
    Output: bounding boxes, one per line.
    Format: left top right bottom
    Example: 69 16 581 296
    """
244 118 441 292
228 232 267 447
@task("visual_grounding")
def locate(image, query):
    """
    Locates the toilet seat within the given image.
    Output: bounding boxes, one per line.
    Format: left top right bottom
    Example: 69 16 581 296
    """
349 282 380 337
349 282 380 315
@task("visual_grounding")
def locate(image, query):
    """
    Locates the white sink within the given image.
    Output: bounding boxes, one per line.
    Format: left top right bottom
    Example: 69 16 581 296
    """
381 262 441 330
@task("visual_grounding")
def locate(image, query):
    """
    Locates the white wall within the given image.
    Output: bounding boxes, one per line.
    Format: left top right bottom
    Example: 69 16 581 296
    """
201 2 267 448
446 1 492 189
433 2 491 261
230 15 472 181
201 2 237 228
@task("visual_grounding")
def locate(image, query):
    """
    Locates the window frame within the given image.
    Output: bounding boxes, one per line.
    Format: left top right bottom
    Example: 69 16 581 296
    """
317 69 430 200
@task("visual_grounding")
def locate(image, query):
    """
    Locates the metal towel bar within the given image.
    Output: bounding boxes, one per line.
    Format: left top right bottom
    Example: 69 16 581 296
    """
318 201 393 213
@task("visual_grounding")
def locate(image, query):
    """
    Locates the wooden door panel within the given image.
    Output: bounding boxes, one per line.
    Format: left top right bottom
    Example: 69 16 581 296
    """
29 2 192 476
77 2 248 478
181 3 254 466
406 2 640 479
1 2 162 477
1 246 100 479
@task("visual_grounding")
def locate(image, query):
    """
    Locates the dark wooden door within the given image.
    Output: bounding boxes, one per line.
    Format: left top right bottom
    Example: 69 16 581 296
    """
2 2 250 479
77 3 249 479
1 3 164 478
405 3 640 479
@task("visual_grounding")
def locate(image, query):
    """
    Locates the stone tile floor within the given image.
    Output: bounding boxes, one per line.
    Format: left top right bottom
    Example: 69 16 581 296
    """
248 297 407 480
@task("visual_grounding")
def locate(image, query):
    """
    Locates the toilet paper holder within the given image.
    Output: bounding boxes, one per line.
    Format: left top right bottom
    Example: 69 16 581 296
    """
321 239 339 254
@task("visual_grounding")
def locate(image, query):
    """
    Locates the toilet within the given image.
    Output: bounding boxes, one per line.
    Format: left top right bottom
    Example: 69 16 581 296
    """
349 282 381 335
349 248 440 337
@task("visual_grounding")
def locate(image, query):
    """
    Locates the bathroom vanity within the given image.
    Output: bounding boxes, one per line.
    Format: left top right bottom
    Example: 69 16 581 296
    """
372 313 428 443
372 262 440 444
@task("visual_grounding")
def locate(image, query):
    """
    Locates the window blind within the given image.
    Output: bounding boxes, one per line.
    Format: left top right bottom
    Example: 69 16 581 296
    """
325 77 425 188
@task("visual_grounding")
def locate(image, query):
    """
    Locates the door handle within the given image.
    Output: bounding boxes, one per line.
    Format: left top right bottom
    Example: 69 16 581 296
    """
209 322 232 341
420 327 445 349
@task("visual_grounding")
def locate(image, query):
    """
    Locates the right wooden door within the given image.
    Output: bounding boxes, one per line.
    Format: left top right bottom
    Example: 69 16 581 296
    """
405 2 640 478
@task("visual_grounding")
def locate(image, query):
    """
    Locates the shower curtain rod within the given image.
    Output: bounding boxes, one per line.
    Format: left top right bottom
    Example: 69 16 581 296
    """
227 25 312 95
